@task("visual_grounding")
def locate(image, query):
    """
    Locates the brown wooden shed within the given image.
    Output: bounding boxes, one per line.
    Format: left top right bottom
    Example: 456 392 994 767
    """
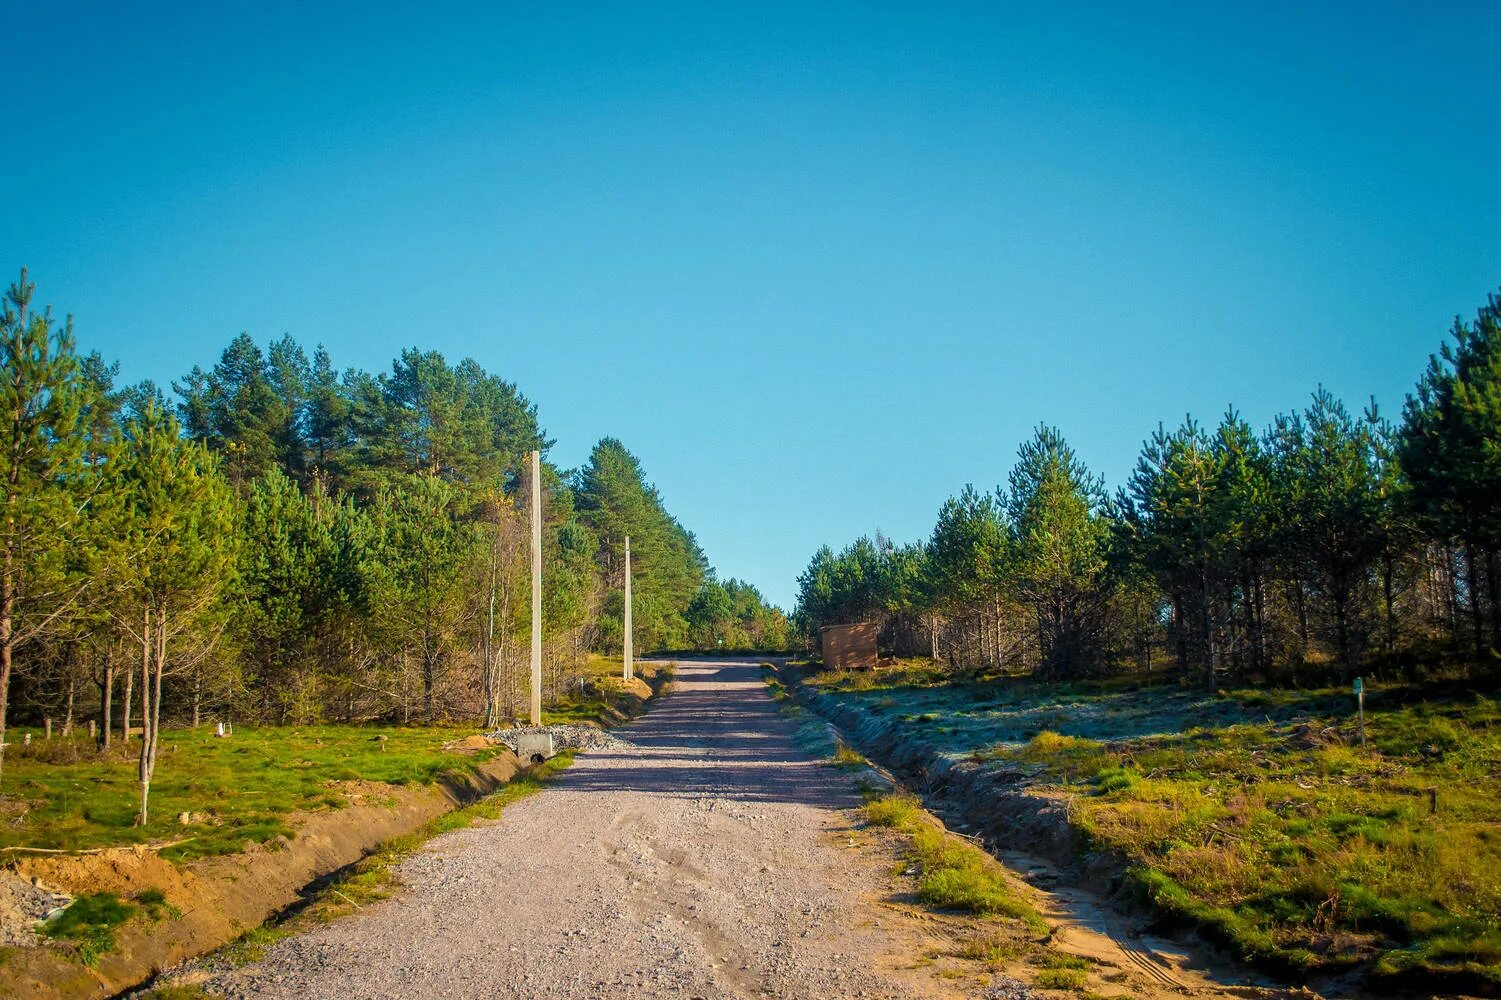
819 622 879 670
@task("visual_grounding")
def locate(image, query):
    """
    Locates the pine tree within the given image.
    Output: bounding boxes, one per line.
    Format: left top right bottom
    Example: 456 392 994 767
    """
306 345 351 478
575 438 706 651
0 270 87 784
926 486 1012 668
113 404 237 824
367 475 474 721
1277 390 1385 678
1401 290 1501 654
238 468 342 723
174 333 291 486
1211 411 1274 674
1123 419 1224 683
1006 426 1109 679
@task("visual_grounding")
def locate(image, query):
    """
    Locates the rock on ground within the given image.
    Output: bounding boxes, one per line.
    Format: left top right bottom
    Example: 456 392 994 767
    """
0 870 70 947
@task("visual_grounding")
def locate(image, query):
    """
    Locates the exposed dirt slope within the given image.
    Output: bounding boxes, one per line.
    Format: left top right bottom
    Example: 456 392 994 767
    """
1 754 523 1000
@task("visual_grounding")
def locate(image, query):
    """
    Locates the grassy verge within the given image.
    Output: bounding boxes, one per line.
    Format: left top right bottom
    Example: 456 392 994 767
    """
2 657 666 862
777 665 1128 995
864 793 1048 934
269 751 575 926
802 659 1501 991
136 753 574 998
0 723 508 861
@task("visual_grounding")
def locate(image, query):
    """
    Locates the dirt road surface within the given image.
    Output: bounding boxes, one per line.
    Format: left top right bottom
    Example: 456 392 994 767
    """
206 660 982 1000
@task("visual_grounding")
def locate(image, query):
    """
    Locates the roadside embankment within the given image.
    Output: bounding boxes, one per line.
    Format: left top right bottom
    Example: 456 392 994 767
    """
0 661 673 1000
780 661 1501 998
1 754 525 999
789 671 1084 866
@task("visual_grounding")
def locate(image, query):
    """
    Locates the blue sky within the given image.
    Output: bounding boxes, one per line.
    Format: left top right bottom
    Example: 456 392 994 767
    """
6 1 1499 609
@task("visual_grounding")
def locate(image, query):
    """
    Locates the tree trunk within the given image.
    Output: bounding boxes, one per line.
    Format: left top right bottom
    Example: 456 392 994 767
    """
1382 551 1398 655
99 656 113 751
1293 579 1310 661
1201 568 1216 690
137 606 152 826
1465 537 1484 656
1439 545 1460 645
422 606 436 722
122 664 133 743
993 597 1004 671
1171 593 1188 680
1334 586 1352 681
0 446 17 786
0 515 13 786
1487 547 1500 654
62 678 75 736
1244 568 1265 673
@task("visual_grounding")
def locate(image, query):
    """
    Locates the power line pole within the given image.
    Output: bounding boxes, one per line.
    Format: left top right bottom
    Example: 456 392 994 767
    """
529 449 542 726
623 535 633 681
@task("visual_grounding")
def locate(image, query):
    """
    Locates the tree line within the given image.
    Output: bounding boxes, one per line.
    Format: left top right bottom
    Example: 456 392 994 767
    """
0 269 792 819
796 288 1501 685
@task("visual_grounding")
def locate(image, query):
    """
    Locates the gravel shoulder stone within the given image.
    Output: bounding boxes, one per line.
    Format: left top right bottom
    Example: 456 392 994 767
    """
204 660 993 999
486 723 633 754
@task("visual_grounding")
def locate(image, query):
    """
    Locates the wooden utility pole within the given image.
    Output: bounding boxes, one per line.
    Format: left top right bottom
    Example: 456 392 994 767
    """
623 535 633 681
529 449 542 726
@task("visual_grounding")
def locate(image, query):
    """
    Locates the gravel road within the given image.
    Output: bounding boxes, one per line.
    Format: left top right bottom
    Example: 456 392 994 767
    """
207 660 978 999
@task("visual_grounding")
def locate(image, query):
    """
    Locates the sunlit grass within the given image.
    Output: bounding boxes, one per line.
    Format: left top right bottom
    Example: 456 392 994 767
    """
2 657 662 861
863 793 1047 932
824 668 1501 988
0 723 509 860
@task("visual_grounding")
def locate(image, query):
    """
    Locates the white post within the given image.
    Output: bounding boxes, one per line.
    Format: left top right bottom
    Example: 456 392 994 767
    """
529 449 543 726
623 535 633 682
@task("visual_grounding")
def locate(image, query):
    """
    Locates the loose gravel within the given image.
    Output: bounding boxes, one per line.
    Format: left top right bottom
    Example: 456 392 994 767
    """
206 660 1001 999
486 724 633 754
0 872 70 947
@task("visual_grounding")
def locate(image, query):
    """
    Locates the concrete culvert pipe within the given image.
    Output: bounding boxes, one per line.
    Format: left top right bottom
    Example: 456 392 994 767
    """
515 732 556 764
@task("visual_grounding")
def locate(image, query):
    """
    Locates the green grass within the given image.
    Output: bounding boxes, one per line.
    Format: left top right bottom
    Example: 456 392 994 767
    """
1 657 664 862
816 665 1501 989
138 985 217 1000
831 742 868 769
1034 952 1095 991
863 794 1048 933
0 723 510 860
542 655 670 724
1034 966 1089 990
216 925 291 967
40 892 137 966
865 793 924 828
